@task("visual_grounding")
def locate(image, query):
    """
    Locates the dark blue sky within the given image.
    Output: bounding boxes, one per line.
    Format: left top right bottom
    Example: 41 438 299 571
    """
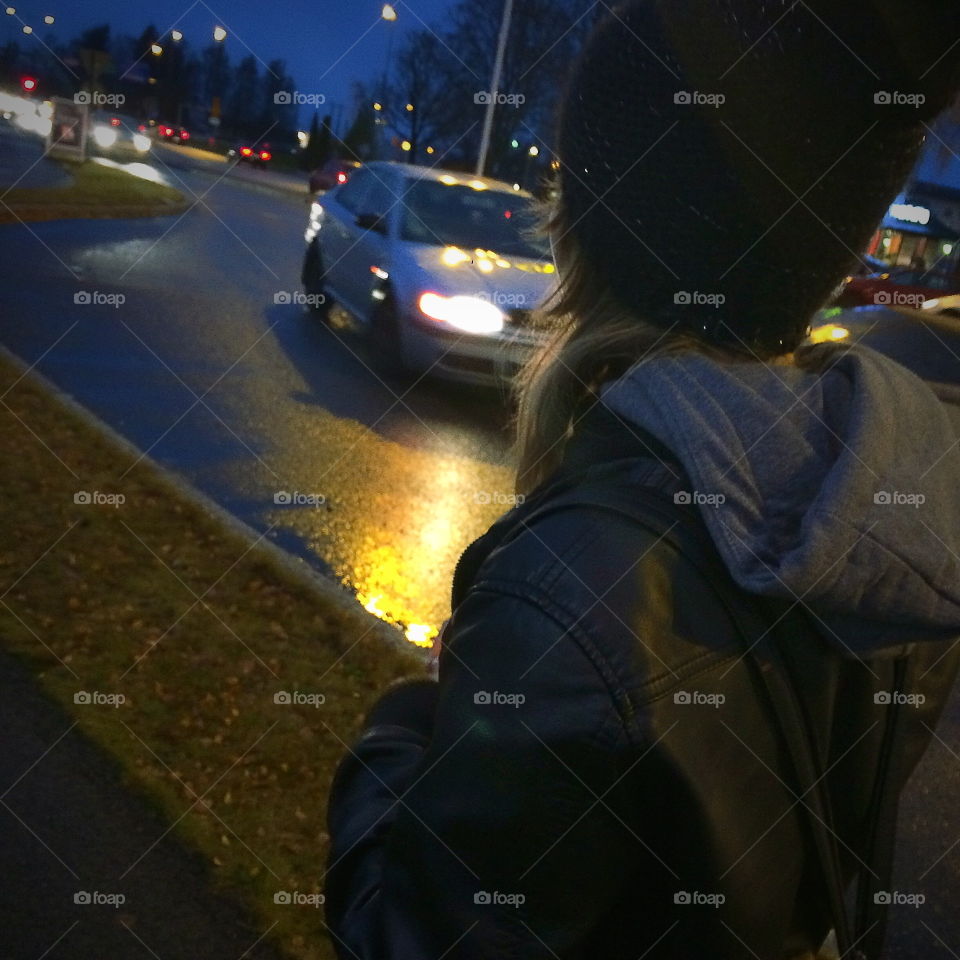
21 0 455 128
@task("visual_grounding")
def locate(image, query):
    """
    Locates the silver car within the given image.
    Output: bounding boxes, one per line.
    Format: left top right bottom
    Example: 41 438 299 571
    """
300 161 556 385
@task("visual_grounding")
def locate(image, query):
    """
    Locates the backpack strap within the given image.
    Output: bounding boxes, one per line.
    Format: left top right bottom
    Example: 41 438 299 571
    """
452 467 885 959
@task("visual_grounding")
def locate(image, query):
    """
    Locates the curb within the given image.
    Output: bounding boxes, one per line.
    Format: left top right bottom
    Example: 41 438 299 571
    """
0 342 416 659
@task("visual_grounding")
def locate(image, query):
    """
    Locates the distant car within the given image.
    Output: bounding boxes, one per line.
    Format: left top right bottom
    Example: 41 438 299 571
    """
231 143 273 167
834 266 960 310
88 112 152 158
309 157 361 194
300 161 557 385
156 123 190 144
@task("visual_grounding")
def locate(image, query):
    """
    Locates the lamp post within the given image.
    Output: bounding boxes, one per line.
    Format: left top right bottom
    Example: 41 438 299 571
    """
210 26 227 133
377 5 398 159
476 0 514 176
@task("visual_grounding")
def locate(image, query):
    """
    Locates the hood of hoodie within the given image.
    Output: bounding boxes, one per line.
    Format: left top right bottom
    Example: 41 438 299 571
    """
600 342 960 656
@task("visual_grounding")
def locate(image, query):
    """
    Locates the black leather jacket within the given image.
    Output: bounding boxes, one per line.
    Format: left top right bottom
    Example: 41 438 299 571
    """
325 404 960 959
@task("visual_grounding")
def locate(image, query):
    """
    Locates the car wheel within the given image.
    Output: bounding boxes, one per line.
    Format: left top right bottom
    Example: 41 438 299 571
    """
369 292 409 374
301 239 330 321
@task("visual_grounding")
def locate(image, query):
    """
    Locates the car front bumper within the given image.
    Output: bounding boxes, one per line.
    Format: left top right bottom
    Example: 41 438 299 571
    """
401 315 543 387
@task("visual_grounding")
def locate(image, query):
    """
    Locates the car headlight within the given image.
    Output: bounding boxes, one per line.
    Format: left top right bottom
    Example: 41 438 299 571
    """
418 292 505 335
92 124 118 148
132 133 151 152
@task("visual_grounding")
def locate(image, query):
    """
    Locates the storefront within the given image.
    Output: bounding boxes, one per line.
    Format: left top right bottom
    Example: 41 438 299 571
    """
864 187 960 277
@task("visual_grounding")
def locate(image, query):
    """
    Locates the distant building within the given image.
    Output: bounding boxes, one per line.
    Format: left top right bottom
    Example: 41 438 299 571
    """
865 97 960 277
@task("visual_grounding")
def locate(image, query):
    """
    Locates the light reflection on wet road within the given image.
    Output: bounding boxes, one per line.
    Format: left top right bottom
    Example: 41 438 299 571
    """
0 152 518 644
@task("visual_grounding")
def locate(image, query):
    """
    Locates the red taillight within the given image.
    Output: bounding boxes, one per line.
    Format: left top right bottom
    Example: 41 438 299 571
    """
337 172 347 183
240 146 253 156
181 131 190 140
111 118 121 126
260 151 272 161
21 77 37 92
138 124 146 132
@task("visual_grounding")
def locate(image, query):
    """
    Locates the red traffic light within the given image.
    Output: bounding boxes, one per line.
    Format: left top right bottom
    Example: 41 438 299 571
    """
21 76 38 92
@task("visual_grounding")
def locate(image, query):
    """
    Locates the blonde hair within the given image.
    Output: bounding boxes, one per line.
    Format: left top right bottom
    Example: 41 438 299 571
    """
512 195 836 495
513 200 754 494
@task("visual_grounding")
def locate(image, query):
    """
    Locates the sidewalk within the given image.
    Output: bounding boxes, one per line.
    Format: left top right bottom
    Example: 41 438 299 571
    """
0 648 286 960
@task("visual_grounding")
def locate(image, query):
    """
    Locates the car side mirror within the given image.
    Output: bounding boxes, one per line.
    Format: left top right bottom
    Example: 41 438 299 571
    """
356 212 386 233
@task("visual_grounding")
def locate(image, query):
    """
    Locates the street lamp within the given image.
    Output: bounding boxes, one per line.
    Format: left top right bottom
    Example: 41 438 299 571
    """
21 23 31 33
171 29 183 41
381 4 397 21
405 103 414 112
373 101 383 111
5 7 15 15
151 43 163 55
528 145 539 156
476 0 515 175
401 140 411 151
213 25 227 42
43 13 53 23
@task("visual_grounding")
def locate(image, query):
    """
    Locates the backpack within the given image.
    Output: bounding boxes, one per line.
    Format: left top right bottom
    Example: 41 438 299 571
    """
451 451 901 960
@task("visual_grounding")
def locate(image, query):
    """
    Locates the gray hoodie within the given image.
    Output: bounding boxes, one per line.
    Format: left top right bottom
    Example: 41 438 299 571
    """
600 342 960 656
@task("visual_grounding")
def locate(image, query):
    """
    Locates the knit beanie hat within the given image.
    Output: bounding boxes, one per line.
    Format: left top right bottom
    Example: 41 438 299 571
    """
557 0 960 356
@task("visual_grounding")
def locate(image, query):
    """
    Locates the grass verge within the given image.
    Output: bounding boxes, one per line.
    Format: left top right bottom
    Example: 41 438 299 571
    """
0 351 424 959
0 159 189 223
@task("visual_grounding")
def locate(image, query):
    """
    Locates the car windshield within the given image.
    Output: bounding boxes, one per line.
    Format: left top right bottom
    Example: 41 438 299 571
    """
399 179 549 260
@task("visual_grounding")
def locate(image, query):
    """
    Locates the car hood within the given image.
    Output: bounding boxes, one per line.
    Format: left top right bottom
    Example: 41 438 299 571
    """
402 243 556 307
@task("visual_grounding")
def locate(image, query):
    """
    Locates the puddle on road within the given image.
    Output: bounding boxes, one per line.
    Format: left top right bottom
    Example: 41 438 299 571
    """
246 404 518 647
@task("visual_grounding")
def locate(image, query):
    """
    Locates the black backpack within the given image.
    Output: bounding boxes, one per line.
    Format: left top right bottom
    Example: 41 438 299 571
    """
451 428 903 960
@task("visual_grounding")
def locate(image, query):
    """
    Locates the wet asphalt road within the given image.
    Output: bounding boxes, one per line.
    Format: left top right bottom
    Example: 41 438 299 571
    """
0 134 517 643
